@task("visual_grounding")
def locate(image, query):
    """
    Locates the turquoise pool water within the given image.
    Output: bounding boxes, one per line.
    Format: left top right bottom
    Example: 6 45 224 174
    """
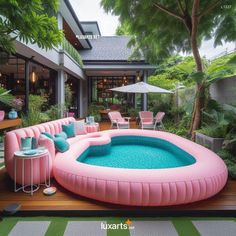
77 136 196 169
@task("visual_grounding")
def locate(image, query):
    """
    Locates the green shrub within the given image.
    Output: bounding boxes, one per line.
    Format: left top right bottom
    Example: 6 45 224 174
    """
22 95 48 127
88 103 104 122
228 164 236 179
46 104 66 121
218 149 236 180
197 125 228 138
62 38 83 67
127 108 139 118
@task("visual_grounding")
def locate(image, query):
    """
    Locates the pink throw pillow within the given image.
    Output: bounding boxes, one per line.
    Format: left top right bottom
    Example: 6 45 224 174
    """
72 120 87 135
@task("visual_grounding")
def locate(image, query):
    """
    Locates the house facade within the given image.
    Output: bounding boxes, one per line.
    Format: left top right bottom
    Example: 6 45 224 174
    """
0 0 155 118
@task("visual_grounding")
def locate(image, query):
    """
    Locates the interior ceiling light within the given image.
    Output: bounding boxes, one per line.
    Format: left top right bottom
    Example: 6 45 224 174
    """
123 74 127 81
136 71 141 81
30 66 38 83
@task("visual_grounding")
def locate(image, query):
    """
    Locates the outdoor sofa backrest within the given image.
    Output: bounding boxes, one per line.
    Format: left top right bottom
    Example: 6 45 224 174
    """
4 117 75 182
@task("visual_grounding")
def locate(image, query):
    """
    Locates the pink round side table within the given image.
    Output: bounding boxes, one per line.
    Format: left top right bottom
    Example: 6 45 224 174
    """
85 123 100 133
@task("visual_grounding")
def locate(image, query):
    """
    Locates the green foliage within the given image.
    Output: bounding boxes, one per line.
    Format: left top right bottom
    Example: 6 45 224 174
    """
217 111 236 179
197 125 227 138
0 87 14 107
127 107 139 118
101 0 236 64
218 149 236 179
149 94 173 116
207 52 236 76
198 109 231 138
167 126 189 137
149 56 196 89
62 38 83 67
22 95 48 127
116 20 131 36
45 104 66 121
0 0 63 53
64 84 73 110
88 103 104 122
148 75 177 90
188 52 236 86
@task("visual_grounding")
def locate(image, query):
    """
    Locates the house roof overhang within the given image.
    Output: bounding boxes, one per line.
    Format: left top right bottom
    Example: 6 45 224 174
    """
80 21 101 36
82 61 156 77
60 0 92 49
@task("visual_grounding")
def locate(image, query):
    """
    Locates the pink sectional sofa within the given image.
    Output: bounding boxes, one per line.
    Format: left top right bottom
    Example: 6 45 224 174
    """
4 117 80 185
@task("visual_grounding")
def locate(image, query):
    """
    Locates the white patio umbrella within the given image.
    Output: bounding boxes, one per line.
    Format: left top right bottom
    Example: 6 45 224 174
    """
109 82 173 94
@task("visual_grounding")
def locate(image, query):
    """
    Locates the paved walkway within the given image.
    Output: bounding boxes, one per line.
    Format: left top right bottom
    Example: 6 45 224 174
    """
1 217 236 236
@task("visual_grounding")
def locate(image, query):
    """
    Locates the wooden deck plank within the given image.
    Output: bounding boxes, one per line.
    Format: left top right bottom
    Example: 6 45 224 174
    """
1 166 236 212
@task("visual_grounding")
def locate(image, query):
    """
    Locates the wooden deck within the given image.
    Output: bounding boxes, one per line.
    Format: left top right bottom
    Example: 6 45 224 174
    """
0 121 236 216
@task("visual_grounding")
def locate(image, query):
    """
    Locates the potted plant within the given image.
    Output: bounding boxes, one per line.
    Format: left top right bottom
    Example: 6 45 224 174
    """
127 108 139 121
88 103 104 122
195 110 229 152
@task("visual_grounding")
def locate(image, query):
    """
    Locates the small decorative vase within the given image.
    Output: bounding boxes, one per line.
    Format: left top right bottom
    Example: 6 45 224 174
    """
8 109 18 119
86 117 90 124
89 116 95 124
21 137 32 151
0 111 5 121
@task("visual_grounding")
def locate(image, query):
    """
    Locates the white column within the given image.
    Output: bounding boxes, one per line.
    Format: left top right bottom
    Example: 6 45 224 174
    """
57 13 63 31
79 79 84 118
57 70 65 117
143 70 148 111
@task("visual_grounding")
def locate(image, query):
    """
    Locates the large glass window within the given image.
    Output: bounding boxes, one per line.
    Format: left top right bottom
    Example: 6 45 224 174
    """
0 52 26 111
29 62 57 109
90 76 135 108
0 51 57 113
65 73 80 117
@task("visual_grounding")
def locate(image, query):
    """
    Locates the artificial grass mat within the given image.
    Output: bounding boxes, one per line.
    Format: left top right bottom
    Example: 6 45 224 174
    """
0 216 236 236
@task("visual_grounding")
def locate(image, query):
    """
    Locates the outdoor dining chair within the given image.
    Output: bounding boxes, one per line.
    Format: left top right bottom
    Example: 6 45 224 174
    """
154 112 165 130
108 111 130 129
139 111 165 130
139 111 154 129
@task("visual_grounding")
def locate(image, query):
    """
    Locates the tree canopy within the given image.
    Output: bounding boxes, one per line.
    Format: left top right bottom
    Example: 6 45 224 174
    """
0 0 63 53
102 0 236 64
101 0 236 134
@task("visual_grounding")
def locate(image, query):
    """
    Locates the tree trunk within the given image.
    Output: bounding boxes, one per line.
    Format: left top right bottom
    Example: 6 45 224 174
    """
189 0 205 138
190 84 205 135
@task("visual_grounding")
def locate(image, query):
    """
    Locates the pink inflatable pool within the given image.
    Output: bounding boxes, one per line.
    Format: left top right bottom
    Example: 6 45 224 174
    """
54 129 228 206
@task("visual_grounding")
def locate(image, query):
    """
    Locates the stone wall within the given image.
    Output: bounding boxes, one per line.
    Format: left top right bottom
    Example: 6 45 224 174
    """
210 76 236 106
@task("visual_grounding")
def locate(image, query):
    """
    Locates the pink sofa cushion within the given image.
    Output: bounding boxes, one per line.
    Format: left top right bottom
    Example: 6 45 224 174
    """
72 120 87 135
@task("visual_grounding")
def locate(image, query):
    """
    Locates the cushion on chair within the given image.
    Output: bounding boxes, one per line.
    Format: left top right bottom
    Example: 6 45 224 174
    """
142 121 153 125
62 123 75 138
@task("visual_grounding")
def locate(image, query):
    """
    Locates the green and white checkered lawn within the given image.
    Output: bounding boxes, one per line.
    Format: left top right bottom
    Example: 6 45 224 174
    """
0 217 236 236
0 162 4 168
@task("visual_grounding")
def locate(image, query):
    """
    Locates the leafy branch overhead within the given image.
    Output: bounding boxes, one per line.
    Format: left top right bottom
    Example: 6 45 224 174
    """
102 0 236 64
101 0 236 134
0 0 63 53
